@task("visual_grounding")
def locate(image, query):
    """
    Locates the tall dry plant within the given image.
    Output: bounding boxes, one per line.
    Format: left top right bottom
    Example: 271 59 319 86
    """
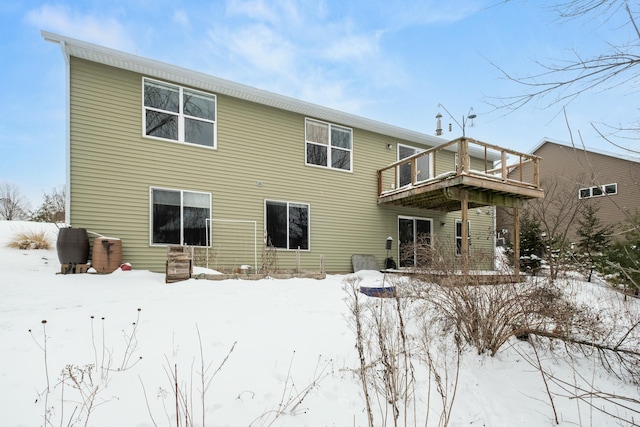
401 236 522 356
344 275 461 427
260 238 278 274
400 234 495 275
192 247 218 271
7 230 52 250
30 309 144 427
248 352 332 427
344 276 375 427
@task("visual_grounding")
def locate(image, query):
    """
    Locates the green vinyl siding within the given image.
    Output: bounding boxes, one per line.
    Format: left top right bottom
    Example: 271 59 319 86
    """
68 57 496 273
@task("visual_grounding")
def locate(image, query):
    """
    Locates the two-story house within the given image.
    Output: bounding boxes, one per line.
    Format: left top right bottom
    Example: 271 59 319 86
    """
498 138 639 246
43 31 542 274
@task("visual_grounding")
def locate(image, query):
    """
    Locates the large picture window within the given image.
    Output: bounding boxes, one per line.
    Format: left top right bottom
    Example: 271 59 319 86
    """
144 78 216 148
305 118 352 171
265 200 309 250
151 188 211 246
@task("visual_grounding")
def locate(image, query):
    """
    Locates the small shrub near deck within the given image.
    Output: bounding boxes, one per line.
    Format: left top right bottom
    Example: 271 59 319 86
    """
7 230 52 250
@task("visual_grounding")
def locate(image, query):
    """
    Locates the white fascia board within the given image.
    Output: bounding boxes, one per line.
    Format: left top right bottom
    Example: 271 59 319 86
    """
42 30 499 160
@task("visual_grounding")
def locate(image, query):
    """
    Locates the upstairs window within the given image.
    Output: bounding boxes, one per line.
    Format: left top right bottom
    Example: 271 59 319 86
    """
579 183 617 199
143 78 216 148
398 145 431 187
305 118 352 171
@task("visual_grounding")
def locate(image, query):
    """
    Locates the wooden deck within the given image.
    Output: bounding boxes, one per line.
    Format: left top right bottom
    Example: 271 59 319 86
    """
377 137 544 280
377 137 544 211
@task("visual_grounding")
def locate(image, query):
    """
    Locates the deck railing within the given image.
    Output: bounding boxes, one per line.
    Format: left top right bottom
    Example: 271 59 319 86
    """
377 137 541 196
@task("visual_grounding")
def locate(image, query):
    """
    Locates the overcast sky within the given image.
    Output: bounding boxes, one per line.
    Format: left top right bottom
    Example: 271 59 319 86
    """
1 0 637 206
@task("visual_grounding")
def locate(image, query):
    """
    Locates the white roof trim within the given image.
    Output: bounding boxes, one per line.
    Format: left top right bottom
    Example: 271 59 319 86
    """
42 30 499 160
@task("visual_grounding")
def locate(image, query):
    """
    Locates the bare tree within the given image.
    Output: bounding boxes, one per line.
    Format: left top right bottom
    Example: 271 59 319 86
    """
493 1 640 114
491 1 640 233
0 182 29 220
526 174 585 279
31 186 65 223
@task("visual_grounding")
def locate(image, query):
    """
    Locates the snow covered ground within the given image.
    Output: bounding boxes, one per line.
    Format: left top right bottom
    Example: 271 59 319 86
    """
1 220 638 426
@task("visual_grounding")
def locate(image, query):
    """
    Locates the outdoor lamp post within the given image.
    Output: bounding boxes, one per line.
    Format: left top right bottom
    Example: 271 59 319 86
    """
385 237 395 270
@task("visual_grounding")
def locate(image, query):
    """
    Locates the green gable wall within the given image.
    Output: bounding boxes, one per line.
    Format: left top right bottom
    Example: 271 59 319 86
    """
68 57 495 273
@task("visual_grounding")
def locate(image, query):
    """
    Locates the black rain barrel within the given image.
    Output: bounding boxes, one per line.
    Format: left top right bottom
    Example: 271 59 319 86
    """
56 227 90 264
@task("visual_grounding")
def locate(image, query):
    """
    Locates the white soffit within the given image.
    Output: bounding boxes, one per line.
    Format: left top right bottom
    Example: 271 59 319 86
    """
42 30 500 160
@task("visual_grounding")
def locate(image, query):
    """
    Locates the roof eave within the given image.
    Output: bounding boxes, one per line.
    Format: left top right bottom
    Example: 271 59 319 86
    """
42 30 500 160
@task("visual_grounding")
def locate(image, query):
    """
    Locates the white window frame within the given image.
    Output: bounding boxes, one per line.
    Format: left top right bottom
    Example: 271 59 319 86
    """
264 199 311 251
398 144 433 187
304 118 353 172
149 187 212 247
455 219 471 256
397 215 433 267
578 183 618 199
143 78 217 149
579 187 592 199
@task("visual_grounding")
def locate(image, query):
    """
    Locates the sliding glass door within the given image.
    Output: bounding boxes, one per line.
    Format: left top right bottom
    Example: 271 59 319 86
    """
398 216 432 268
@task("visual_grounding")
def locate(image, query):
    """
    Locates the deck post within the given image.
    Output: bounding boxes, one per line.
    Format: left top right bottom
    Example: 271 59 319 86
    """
513 207 520 282
462 138 470 174
519 155 523 182
461 191 469 277
412 157 417 185
501 151 507 181
394 164 398 189
433 150 437 177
